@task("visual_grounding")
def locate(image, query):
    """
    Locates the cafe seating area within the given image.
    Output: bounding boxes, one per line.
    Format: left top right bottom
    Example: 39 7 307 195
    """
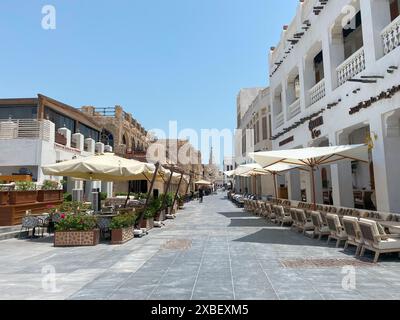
228 191 400 263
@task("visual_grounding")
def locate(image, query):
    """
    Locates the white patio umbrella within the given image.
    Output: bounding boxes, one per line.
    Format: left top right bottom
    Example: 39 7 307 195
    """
195 179 213 186
235 163 303 199
249 144 369 209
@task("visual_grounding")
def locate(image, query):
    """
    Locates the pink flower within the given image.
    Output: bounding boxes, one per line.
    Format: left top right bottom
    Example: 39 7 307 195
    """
61 214 65 219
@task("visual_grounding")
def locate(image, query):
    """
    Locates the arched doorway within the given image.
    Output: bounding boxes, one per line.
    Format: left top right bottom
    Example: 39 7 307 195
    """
101 129 114 148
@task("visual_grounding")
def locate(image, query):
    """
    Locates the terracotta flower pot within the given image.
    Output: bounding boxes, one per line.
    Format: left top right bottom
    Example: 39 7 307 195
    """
9 191 38 205
140 217 154 231
54 229 100 247
111 227 134 245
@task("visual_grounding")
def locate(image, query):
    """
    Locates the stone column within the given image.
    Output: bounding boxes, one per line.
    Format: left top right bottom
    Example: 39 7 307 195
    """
287 170 302 201
329 132 354 208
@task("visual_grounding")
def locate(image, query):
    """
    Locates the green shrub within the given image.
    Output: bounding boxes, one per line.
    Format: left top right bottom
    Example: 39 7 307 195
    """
63 193 72 202
100 192 108 201
109 213 137 230
115 192 128 196
15 181 36 191
41 180 60 190
57 201 90 214
55 214 97 231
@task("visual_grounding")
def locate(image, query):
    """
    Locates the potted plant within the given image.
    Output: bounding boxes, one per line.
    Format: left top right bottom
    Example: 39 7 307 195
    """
54 213 99 247
177 194 184 209
38 180 63 202
109 213 136 245
140 198 160 230
166 192 175 215
9 181 38 205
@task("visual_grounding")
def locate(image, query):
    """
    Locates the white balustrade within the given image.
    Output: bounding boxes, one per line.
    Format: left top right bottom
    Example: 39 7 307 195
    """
309 79 326 106
382 15 400 55
0 119 52 142
288 99 301 119
336 48 365 86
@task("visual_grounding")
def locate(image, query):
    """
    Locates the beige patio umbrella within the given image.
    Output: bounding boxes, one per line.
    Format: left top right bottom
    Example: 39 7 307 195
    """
250 144 369 209
41 153 164 225
235 163 303 199
195 179 213 186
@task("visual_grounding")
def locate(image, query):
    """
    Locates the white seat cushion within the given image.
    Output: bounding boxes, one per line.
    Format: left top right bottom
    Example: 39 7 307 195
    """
375 238 400 250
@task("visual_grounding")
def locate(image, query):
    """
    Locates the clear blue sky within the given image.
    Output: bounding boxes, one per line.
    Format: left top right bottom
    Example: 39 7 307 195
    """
0 0 297 162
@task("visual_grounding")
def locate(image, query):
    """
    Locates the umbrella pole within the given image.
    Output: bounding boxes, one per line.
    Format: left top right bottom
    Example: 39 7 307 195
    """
172 173 184 212
136 162 160 228
184 174 192 201
273 173 278 200
161 169 173 215
310 165 316 210
124 181 132 208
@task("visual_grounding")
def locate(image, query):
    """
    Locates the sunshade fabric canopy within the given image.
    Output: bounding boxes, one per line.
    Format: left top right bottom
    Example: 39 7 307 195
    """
195 180 213 185
42 153 161 182
226 163 303 177
249 144 369 169
224 170 236 177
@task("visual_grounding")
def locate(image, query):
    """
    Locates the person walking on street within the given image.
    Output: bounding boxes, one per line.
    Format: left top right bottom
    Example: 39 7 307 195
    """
199 188 204 203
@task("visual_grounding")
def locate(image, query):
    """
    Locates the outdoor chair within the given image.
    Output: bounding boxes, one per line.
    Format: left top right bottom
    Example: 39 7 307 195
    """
274 205 292 226
19 216 39 239
358 219 400 263
97 217 111 240
310 211 331 240
326 214 348 247
342 216 363 256
295 209 314 234
290 208 299 230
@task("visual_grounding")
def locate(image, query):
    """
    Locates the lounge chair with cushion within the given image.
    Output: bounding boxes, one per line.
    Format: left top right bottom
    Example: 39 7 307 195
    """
359 219 400 263
295 209 314 234
326 213 348 247
274 205 292 226
342 216 363 256
310 211 331 240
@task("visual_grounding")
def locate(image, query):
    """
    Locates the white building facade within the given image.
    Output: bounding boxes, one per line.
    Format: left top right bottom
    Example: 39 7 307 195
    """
268 0 400 212
235 88 274 197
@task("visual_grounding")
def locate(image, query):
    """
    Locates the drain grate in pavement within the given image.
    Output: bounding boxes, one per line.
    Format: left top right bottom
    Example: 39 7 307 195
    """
280 258 375 269
162 239 192 251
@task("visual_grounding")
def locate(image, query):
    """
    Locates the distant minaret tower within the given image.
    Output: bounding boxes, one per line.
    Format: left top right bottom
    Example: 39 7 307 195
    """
209 146 215 165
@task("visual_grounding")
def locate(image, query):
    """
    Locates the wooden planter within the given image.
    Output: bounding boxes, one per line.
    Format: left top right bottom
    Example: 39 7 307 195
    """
140 217 154 231
154 210 166 222
54 229 100 247
37 190 63 202
111 227 134 245
0 192 9 205
9 191 38 205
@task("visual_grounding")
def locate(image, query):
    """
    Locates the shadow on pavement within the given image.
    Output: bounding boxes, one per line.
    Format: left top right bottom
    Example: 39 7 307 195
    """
233 228 329 247
217 211 250 218
228 218 270 228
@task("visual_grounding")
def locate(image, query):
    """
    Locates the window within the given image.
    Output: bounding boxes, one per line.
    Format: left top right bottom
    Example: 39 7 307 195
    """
343 11 363 59
294 75 301 100
242 133 246 154
390 0 400 21
313 51 324 83
78 123 100 141
268 114 272 139
101 130 114 147
45 107 75 133
0 105 38 119
262 117 268 140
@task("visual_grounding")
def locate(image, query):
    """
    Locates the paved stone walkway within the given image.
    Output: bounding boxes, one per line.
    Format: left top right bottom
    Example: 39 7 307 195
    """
1 193 400 300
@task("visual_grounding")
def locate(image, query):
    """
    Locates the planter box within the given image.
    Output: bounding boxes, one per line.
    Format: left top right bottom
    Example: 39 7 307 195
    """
111 227 134 245
140 217 154 231
54 229 100 247
37 190 63 202
154 210 166 222
0 192 9 205
9 191 38 205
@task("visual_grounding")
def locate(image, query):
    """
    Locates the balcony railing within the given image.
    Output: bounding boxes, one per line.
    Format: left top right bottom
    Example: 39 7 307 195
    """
288 99 301 120
336 47 365 86
382 15 400 56
309 79 326 106
0 119 51 142
275 113 284 129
